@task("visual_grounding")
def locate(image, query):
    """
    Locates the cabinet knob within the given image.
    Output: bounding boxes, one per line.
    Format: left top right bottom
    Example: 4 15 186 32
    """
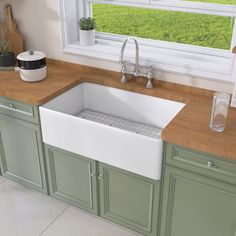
9 103 14 109
207 161 214 168
89 172 96 177
98 174 103 180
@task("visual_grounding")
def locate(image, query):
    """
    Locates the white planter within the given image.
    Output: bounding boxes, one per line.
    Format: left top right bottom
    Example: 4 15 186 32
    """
79 29 95 46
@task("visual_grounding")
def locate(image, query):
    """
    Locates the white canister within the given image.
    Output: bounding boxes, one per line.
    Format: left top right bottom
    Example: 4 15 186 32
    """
80 29 95 46
17 50 47 82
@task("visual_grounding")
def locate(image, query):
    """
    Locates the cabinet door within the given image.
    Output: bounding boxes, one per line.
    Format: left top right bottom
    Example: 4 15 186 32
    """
45 145 98 214
98 163 160 236
0 115 47 192
160 166 236 236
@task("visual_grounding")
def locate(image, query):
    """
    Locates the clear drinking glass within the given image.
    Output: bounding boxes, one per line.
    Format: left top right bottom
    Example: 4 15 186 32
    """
209 92 230 132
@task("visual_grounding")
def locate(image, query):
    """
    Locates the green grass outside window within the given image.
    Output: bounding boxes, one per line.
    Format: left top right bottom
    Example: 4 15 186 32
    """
92 4 233 49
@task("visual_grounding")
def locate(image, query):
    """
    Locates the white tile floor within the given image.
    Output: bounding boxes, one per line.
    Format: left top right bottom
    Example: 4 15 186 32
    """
0 176 140 236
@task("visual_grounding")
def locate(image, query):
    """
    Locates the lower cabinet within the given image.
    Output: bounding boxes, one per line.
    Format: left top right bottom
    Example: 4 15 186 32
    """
160 143 236 236
45 145 160 236
160 165 236 236
0 115 47 193
45 145 98 214
99 163 160 236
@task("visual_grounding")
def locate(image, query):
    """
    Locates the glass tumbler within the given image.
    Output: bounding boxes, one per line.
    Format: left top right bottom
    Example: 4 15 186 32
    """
209 92 230 132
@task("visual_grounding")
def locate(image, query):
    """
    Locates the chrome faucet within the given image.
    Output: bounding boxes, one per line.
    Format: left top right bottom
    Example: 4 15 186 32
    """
119 37 154 88
119 37 139 80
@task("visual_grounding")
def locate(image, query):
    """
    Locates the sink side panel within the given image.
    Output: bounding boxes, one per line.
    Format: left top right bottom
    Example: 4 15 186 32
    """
42 83 86 115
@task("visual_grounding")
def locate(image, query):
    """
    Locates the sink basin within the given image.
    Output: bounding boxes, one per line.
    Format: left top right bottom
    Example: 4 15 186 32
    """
39 82 185 180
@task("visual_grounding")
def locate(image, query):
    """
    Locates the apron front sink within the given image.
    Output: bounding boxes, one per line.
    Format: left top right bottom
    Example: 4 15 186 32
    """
39 82 185 180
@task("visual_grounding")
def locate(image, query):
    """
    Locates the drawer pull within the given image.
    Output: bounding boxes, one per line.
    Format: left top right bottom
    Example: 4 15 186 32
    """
9 103 14 109
207 161 214 168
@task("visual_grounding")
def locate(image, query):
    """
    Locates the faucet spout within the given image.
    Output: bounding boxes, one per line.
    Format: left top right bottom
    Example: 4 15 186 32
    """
119 37 139 77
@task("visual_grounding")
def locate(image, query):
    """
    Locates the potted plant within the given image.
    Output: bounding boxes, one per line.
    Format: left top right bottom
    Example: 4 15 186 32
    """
78 17 96 46
0 39 16 67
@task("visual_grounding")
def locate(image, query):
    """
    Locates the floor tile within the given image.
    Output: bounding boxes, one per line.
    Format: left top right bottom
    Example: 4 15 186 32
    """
0 175 6 184
41 206 141 236
0 180 67 236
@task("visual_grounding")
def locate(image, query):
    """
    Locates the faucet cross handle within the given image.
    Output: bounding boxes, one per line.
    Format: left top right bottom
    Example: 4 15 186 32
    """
120 61 128 83
147 65 153 79
146 65 154 89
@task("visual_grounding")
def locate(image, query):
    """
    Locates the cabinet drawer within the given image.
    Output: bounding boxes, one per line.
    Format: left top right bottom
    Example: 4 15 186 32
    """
165 143 236 185
0 97 39 123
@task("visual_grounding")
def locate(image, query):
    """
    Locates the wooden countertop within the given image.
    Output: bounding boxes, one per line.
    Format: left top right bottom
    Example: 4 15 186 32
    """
0 60 87 105
0 59 236 161
162 101 236 160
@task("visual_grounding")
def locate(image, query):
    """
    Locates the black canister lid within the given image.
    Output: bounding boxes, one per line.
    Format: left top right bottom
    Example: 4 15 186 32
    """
17 58 46 70
17 50 46 70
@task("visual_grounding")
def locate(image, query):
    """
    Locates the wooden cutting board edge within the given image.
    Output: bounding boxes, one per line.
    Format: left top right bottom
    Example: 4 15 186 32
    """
1 4 24 56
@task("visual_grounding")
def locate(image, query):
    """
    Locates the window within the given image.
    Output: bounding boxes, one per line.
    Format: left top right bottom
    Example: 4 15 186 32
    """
59 0 236 82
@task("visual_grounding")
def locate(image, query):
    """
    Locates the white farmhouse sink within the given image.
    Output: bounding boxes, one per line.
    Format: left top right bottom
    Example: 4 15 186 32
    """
39 82 185 180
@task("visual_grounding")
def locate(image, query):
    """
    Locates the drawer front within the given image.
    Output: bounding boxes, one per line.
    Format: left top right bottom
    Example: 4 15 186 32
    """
0 97 39 123
165 143 236 185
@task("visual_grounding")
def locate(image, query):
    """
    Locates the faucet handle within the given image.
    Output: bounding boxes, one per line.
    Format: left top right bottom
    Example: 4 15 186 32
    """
146 65 154 89
121 61 128 83
147 65 154 80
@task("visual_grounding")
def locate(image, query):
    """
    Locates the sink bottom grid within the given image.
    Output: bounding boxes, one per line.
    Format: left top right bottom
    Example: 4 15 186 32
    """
76 109 162 139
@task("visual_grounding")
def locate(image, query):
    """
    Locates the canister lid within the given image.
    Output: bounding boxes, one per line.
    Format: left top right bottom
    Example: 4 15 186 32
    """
17 50 46 61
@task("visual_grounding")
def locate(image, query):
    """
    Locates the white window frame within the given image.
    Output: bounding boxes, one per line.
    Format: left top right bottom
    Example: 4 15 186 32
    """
59 0 236 82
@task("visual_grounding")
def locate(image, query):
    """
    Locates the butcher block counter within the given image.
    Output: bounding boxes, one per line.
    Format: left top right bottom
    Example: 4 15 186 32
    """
0 59 235 161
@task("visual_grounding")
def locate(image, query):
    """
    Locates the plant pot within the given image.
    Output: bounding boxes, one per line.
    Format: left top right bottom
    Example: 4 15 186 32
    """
80 29 95 46
0 52 16 67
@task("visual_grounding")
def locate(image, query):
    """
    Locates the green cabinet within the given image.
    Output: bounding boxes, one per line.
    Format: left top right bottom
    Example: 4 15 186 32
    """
0 97 47 193
45 145 160 236
45 145 98 214
99 163 159 236
160 143 236 236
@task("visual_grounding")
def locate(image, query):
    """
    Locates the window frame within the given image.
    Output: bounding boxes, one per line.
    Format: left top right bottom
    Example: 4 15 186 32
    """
59 0 236 82
90 0 236 16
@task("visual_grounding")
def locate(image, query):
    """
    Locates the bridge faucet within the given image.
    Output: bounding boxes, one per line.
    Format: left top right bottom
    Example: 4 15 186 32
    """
119 37 154 88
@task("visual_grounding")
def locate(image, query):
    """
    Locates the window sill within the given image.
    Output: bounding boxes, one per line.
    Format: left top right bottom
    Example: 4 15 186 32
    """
63 37 234 82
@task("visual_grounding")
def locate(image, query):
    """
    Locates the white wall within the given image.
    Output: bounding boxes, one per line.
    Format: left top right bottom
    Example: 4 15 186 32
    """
0 0 234 93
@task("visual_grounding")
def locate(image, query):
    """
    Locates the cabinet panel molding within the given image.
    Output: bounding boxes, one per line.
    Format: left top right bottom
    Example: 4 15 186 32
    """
45 145 98 214
99 163 159 236
160 165 236 236
0 115 47 193
165 143 236 185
